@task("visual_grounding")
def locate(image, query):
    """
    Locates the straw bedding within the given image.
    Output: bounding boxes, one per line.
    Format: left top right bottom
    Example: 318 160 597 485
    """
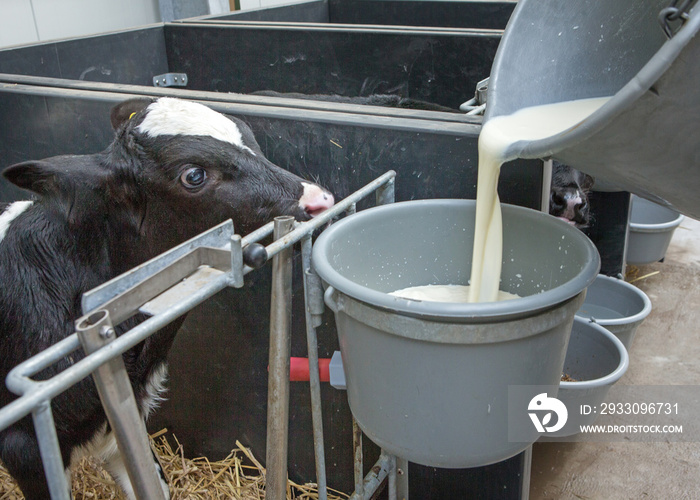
0 429 348 499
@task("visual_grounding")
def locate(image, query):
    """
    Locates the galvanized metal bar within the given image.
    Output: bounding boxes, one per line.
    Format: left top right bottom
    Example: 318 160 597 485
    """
304 268 325 329
388 455 398 500
301 234 328 500
229 234 245 288
265 215 296 500
541 159 553 214
32 400 71 500
521 445 533 500
76 310 166 500
100 247 230 325
353 417 364 497
241 220 274 247
375 176 396 206
82 220 234 313
396 457 409 500
348 452 393 500
3 273 230 431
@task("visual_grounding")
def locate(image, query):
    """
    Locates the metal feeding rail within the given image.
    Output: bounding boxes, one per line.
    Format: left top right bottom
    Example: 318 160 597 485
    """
0 171 401 500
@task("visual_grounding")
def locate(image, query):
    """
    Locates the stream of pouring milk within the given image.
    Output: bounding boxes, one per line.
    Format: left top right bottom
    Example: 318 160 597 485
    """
468 96 610 303
391 97 610 304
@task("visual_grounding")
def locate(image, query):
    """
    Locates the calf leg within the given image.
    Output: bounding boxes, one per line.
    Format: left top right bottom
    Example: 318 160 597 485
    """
100 432 170 500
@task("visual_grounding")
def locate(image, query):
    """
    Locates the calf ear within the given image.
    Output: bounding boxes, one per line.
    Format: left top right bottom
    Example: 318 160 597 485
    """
579 172 596 191
110 98 155 131
3 161 59 195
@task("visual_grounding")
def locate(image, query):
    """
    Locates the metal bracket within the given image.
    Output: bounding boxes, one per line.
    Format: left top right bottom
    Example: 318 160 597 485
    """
460 77 489 115
152 72 188 87
81 220 234 322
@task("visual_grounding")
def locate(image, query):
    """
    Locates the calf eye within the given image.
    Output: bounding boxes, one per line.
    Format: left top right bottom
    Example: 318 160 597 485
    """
180 167 207 189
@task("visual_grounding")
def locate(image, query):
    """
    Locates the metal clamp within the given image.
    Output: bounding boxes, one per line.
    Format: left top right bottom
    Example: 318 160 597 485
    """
460 77 489 115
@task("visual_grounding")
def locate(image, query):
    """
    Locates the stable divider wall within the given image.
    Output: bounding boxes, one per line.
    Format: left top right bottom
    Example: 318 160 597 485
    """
0 26 167 84
201 0 516 30
164 22 501 109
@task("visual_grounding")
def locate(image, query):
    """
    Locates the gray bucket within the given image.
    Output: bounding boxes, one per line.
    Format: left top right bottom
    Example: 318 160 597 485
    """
627 195 685 265
312 200 600 467
486 0 700 219
576 274 652 349
547 317 629 438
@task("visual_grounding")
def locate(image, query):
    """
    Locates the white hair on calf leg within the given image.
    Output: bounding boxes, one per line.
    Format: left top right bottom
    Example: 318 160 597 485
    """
100 433 137 500
0 201 33 242
141 363 169 419
100 431 170 500
136 98 255 155
65 468 73 499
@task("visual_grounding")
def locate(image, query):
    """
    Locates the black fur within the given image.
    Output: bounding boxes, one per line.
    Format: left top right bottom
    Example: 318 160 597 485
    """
0 97 332 499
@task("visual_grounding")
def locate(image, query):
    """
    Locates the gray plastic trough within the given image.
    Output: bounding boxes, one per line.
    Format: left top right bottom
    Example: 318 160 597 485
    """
550 317 630 438
312 199 600 467
576 274 652 349
627 195 685 265
486 0 700 219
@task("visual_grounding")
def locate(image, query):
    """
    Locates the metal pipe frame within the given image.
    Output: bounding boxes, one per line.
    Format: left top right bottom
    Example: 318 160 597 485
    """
348 452 394 500
265 215 296 500
353 417 364 497
76 310 166 500
301 234 328 500
0 170 396 499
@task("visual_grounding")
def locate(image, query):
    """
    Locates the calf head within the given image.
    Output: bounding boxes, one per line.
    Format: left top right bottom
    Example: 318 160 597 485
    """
4 97 334 264
550 162 594 229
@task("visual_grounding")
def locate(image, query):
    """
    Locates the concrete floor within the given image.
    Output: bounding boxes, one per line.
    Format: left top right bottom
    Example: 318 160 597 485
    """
530 217 700 499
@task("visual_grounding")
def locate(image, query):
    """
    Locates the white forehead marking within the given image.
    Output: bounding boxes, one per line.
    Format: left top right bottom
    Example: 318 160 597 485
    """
0 201 33 242
136 98 255 155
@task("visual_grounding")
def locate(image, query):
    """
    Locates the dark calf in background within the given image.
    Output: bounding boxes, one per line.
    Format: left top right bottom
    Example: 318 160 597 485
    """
550 161 595 229
0 97 333 500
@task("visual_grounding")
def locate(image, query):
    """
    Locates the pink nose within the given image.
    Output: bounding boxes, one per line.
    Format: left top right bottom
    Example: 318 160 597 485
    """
561 194 583 220
299 182 335 217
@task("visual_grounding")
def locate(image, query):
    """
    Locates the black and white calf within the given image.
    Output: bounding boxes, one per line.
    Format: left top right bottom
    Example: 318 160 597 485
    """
0 97 334 499
550 161 595 229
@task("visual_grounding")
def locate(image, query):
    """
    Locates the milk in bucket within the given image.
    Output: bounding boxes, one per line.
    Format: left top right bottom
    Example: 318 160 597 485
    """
392 97 610 303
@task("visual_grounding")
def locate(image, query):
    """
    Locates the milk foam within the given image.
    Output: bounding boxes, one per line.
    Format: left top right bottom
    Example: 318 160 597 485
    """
390 284 518 303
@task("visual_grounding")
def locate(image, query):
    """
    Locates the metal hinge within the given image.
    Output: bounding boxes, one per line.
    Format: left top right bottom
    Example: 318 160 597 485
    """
152 73 188 87
460 77 489 115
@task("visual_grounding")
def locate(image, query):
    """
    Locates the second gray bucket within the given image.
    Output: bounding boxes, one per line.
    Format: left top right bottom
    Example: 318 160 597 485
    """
313 200 600 468
486 0 700 219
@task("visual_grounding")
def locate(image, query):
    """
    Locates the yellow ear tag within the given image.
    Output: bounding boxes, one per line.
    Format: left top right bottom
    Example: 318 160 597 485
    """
129 112 136 120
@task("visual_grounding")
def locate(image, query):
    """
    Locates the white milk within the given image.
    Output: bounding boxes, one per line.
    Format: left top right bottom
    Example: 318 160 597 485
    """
389 97 610 304
469 97 610 302
390 284 518 303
